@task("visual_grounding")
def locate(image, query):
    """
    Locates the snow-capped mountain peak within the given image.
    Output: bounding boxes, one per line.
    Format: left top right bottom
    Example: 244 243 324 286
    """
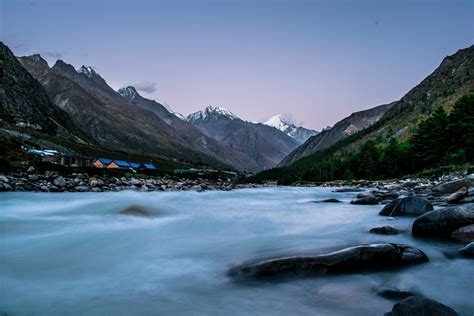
118 86 138 101
264 114 291 131
77 65 98 78
186 105 238 122
263 114 318 144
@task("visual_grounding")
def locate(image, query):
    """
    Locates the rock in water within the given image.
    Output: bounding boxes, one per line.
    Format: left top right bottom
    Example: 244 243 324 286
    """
451 224 474 242
459 242 474 258
316 198 341 203
369 226 399 235
333 188 364 192
379 197 433 217
384 296 458 316
446 187 468 204
433 176 473 195
351 196 379 205
227 243 428 279
412 204 474 238
119 205 153 217
377 287 416 300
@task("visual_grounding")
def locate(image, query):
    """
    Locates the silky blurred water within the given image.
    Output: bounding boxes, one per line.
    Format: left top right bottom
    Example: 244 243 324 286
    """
0 187 473 315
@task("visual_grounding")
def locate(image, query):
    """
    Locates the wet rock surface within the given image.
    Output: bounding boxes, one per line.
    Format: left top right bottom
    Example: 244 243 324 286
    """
315 198 341 203
227 243 428 279
450 224 474 243
350 196 379 205
369 226 400 235
377 287 417 300
459 242 474 258
379 197 433 217
384 296 458 316
412 204 474 239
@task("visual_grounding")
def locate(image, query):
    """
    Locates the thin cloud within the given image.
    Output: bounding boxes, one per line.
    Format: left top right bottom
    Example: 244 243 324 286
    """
129 81 158 94
41 51 63 60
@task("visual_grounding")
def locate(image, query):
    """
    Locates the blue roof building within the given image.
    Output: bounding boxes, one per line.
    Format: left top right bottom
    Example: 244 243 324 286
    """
142 163 157 170
114 160 131 168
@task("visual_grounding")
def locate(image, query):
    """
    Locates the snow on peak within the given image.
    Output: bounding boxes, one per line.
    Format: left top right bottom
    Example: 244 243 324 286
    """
263 113 318 144
204 106 237 118
187 105 238 122
264 114 291 131
118 86 138 101
77 65 98 78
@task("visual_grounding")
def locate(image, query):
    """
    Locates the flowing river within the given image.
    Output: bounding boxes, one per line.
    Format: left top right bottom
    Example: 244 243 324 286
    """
1 187 473 315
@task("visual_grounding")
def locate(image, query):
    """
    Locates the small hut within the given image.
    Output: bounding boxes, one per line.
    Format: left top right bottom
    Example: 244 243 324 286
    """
93 158 113 168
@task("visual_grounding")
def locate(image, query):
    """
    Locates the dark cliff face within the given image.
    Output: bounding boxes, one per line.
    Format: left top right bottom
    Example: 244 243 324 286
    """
187 107 299 171
279 102 394 166
279 45 474 168
0 42 88 142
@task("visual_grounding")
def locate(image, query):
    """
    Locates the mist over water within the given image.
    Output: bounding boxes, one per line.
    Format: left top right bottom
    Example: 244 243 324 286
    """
1 188 473 315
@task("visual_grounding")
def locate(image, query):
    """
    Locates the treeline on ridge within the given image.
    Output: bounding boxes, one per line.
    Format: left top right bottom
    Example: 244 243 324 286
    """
251 94 474 184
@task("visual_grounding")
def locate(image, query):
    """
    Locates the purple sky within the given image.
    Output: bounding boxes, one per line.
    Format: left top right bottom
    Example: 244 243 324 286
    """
1 0 473 130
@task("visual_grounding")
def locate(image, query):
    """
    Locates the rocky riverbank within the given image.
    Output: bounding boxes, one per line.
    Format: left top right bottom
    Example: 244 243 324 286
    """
0 168 266 193
307 172 474 207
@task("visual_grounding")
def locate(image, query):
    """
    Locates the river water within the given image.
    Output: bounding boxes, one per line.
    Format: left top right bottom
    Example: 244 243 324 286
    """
0 187 472 315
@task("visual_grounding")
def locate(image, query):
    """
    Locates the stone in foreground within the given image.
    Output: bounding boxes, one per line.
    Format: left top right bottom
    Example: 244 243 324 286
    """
227 243 428 279
369 226 399 235
412 204 474 238
379 196 433 217
384 296 458 316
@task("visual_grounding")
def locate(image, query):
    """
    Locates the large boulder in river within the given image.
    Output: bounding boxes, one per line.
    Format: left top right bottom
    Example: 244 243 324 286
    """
227 243 428 279
432 176 474 195
412 204 474 238
379 197 433 217
384 296 458 316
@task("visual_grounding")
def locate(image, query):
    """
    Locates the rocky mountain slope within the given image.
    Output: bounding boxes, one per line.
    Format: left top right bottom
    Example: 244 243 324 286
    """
263 114 318 144
254 45 474 183
17 54 230 169
117 86 260 171
279 103 394 166
0 42 89 143
187 106 299 170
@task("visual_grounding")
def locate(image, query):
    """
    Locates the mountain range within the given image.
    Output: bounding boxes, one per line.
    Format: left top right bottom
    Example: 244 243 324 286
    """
1 41 472 176
253 44 474 183
0 42 309 172
186 106 299 170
